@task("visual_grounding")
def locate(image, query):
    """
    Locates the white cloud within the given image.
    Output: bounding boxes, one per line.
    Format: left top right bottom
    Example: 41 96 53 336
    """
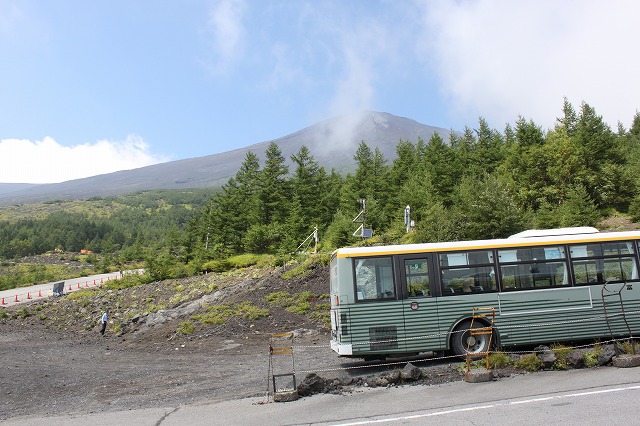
206 0 247 73
0 135 166 184
417 0 640 129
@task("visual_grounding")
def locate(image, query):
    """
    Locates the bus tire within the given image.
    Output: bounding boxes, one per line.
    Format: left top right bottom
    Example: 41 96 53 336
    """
450 320 492 358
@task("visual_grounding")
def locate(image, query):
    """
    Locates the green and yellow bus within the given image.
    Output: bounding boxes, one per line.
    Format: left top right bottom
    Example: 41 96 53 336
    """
329 227 640 358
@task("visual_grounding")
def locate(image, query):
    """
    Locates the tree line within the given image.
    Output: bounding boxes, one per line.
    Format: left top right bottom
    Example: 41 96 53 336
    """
1 100 639 270
187 99 640 261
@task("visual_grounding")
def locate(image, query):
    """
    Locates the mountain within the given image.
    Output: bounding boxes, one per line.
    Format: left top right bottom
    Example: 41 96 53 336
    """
0 183 39 197
0 112 452 205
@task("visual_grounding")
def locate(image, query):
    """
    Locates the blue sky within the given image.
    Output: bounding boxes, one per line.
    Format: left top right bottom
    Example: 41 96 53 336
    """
1 0 639 184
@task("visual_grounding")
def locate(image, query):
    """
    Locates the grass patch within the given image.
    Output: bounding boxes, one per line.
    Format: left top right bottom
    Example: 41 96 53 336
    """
101 274 150 290
177 321 195 335
619 339 638 354
201 253 277 273
281 254 330 280
551 344 573 370
66 289 93 301
515 353 542 372
486 352 514 369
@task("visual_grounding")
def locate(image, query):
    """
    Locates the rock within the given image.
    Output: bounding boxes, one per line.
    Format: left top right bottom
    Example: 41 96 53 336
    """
612 354 640 368
298 373 326 395
466 368 493 383
537 349 557 369
598 344 620 366
565 349 585 368
273 390 299 402
400 363 422 381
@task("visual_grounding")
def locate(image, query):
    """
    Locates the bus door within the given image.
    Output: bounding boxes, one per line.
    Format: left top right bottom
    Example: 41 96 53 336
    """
350 256 407 356
399 254 443 354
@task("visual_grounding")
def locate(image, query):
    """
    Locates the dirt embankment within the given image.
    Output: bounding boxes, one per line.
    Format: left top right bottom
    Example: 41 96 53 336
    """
0 263 341 420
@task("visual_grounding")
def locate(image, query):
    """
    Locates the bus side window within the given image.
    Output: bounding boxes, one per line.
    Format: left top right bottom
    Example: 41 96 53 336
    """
354 257 395 301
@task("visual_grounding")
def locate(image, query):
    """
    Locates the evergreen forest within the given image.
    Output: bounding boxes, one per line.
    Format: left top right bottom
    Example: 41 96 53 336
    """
2 100 640 281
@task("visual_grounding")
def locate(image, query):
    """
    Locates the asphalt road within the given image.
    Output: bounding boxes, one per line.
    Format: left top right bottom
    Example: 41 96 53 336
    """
3 363 640 425
0 272 126 306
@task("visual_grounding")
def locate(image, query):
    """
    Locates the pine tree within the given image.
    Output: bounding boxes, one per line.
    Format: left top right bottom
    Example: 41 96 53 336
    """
258 142 290 225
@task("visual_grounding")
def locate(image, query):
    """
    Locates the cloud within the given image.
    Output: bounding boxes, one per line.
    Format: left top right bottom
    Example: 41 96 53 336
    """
417 0 640 129
205 0 247 73
0 135 167 184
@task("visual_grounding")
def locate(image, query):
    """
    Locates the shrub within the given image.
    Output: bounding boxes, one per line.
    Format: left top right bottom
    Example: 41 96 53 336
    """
515 353 542 372
487 352 514 369
193 305 234 325
619 340 638 355
583 350 599 367
282 254 329 280
177 321 195 335
101 274 150 290
265 291 292 307
16 307 31 319
287 301 311 315
309 310 330 327
201 259 232 273
551 344 572 370
235 301 269 320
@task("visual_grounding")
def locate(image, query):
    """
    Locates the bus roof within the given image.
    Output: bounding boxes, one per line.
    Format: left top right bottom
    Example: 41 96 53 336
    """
333 228 640 258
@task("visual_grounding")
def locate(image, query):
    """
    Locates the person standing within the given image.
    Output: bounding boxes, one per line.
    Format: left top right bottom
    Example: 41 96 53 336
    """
100 310 109 335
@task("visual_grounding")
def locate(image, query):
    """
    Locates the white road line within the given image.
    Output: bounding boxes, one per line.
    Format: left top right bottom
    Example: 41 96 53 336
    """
333 384 640 426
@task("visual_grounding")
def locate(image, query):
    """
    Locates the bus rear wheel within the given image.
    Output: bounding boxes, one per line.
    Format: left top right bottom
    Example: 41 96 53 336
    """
450 320 491 358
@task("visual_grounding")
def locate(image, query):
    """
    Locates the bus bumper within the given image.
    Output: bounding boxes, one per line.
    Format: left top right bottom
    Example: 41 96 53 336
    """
331 340 353 356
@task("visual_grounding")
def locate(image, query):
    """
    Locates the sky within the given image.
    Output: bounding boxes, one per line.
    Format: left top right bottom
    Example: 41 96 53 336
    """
1 0 639 184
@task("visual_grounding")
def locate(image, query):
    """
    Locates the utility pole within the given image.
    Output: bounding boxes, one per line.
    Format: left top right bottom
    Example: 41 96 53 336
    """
353 199 372 239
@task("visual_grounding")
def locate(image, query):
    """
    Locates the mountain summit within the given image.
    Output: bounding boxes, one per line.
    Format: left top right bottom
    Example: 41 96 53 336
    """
0 112 451 205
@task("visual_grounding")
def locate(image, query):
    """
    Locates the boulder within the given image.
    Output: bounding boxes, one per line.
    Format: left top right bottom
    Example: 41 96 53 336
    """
612 354 640 368
536 349 557 369
598 344 620 366
400 363 422 381
466 368 493 383
565 349 586 368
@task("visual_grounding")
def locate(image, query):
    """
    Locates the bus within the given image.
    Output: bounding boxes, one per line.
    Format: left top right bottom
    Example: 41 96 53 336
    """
329 227 640 358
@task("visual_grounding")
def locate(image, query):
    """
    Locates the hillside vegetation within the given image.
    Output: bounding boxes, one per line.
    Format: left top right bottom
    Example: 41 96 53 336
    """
1 100 640 289
0 255 331 342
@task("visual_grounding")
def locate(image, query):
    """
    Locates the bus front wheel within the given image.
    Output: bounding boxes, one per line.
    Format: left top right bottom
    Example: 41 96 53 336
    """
450 320 491 358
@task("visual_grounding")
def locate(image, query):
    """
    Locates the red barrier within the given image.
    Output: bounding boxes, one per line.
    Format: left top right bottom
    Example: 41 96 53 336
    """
1 297 5 305
93 280 96 286
68 284 72 291
27 292 32 299
14 294 19 302
38 290 42 297
100 278 103 284
85 281 89 287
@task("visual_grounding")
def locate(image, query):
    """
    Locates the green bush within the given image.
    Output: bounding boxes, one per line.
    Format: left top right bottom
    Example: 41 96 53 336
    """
487 352 514 369
16 307 31 319
551 344 572 370
177 321 195 335
235 301 269 320
264 291 293 307
583 350 599 367
281 254 330 280
287 301 311 315
201 259 232 273
515 353 542 372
